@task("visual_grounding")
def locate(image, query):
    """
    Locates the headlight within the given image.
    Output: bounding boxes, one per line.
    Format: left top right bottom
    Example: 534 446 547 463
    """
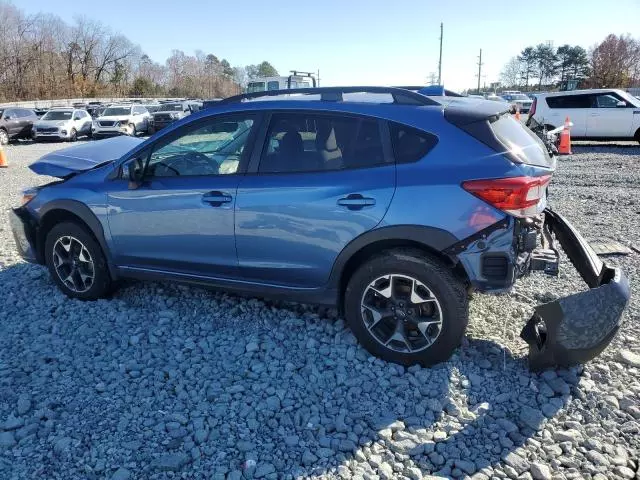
21 188 38 206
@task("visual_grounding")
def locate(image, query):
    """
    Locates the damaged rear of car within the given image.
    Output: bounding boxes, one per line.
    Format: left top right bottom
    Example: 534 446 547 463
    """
442 99 630 370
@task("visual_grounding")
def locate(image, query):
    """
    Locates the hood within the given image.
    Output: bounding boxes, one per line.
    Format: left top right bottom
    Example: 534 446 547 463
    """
29 136 143 178
35 119 71 128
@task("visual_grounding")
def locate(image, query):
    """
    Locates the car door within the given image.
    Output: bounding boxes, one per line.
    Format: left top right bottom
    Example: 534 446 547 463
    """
586 92 635 137
106 113 260 278
235 111 396 288
544 94 589 136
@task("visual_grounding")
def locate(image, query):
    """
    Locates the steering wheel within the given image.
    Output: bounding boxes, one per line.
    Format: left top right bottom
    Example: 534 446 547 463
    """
154 151 216 176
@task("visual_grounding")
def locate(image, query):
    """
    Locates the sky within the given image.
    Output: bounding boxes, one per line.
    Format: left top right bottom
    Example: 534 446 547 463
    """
15 0 640 92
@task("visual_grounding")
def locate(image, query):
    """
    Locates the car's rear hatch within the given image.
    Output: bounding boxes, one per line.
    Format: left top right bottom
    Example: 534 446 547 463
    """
442 98 555 169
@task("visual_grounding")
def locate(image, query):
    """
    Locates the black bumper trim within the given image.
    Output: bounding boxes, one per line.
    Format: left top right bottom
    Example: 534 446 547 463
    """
9 207 39 263
520 208 630 371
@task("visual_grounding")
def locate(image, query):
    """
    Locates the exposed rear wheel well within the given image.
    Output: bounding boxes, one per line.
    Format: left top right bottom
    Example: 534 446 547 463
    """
37 209 96 263
337 239 468 314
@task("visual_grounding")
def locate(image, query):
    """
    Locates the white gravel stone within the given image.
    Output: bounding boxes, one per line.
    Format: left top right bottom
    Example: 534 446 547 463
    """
0 141 638 479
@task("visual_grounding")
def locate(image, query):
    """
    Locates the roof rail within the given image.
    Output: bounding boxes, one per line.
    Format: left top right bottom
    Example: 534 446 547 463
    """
218 86 440 106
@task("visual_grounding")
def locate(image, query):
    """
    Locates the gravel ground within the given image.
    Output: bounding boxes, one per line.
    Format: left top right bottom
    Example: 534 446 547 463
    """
0 140 638 480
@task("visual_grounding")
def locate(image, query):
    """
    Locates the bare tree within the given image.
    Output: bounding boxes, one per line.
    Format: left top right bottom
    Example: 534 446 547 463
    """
500 57 521 88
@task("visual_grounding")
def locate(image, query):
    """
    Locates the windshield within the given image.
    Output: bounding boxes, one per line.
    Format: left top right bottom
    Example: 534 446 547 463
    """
0 110 3 117
158 104 184 112
618 90 640 107
42 110 73 120
145 105 161 113
511 94 530 101
102 107 131 116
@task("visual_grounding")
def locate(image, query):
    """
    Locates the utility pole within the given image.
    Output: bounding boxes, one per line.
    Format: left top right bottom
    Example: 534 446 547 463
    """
476 48 483 94
427 72 437 85
437 22 443 85
317 69 320 87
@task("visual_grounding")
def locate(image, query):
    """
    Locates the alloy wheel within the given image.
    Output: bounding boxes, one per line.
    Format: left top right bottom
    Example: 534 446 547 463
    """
360 274 443 353
52 236 95 293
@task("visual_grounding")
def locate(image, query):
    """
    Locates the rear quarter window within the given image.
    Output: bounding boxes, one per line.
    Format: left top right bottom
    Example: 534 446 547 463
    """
389 122 438 163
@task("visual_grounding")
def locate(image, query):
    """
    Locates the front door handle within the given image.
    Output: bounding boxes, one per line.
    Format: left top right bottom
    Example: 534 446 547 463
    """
202 191 232 206
337 194 376 210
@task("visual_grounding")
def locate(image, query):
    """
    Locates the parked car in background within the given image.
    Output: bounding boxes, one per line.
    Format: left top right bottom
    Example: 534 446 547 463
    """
142 104 162 134
0 107 38 145
150 102 192 132
10 86 629 371
92 104 150 138
527 88 640 142
485 94 506 103
32 108 92 142
500 91 533 113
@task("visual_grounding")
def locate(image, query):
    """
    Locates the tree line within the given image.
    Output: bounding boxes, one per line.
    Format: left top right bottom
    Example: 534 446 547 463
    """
0 1 279 102
498 34 640 92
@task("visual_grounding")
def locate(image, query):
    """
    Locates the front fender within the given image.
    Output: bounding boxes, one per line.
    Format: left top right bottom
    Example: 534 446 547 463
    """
36 199 117 279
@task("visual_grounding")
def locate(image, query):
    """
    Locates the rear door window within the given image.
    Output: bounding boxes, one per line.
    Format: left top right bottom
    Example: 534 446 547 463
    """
389 122 438 163
258 112 386 173
545 95 591 109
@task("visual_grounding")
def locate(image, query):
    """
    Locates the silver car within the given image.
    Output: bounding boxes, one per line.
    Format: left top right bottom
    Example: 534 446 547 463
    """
92 104 150 138
32 108 92 142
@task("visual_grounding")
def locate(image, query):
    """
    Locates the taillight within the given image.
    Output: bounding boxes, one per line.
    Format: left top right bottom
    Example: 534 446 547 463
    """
462 175 551 217
528 97 537 118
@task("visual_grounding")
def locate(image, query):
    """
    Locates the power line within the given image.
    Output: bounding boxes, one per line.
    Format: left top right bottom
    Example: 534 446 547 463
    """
476 48 483 93
437 23 443 85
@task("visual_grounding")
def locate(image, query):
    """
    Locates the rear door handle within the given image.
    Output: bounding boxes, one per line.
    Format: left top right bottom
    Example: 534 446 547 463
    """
337 194 376 210
202 191 232 206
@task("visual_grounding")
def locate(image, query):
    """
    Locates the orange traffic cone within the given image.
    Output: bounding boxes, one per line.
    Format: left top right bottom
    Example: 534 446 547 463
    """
558 116 572 155
0 146 7 168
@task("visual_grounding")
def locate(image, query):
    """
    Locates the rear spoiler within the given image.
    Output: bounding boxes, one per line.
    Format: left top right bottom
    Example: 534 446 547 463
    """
444 99 512 126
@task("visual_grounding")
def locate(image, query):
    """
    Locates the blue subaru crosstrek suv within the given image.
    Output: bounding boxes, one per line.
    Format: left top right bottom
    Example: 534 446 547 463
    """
10 86 629 370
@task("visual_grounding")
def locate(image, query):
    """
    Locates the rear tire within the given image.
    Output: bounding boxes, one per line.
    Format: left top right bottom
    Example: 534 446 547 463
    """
344 249 469 367
0 128 8 145
44 222 112 300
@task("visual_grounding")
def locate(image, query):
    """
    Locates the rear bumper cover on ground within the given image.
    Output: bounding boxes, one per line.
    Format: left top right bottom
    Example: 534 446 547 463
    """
520 208 630 370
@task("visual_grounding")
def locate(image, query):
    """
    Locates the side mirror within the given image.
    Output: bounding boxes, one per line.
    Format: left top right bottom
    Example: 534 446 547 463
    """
4 115 12 120
123 157 145 188
616 100 627 108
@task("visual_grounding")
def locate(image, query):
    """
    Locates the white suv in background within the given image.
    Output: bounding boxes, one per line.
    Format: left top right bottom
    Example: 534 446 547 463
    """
527 89 640 142
32 108 92 142
92 104 150 138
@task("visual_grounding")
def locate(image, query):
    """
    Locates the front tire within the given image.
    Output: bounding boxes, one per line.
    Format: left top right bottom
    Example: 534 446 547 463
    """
69 128 77 142
344 249 468 367
44 222 112 300
128 123 136 137
0 128 8 145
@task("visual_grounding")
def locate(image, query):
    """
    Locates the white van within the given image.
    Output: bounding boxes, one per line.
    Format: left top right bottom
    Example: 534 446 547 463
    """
528 89 640 142
246 72 316 93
